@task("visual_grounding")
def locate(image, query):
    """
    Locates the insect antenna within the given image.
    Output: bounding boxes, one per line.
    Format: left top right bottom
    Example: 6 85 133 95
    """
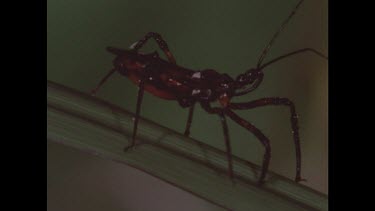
256 0 304 68
258 48 328 70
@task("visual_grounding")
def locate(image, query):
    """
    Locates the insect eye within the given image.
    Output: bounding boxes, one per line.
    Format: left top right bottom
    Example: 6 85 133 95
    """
235 74 247 83
245 69 263 82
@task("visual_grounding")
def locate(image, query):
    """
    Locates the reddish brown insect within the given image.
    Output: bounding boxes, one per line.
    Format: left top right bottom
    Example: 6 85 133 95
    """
91 0 327 184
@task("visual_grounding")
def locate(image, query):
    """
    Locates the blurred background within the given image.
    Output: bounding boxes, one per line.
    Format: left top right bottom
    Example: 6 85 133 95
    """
47 0 328 210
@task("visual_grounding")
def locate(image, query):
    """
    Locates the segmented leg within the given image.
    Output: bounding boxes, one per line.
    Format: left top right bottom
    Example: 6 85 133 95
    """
124 79 145 151
224 109 271 184
200 103 234 180
131 32 176 64
201 102 271 183
229 97 305 182
90 69 116 95
219 112 234 179
184 104 195 137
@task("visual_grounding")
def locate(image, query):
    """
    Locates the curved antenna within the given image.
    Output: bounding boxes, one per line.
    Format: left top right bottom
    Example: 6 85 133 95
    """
256 0 304 68
234 47 327 97
259 48 328 70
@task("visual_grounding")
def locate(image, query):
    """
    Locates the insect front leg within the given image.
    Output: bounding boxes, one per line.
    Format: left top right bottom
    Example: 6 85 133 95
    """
229 97 306 182
130 32 176 64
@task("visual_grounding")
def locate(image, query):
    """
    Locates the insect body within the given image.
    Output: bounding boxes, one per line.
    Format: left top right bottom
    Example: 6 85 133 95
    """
91 0 327 184
105 46 241 108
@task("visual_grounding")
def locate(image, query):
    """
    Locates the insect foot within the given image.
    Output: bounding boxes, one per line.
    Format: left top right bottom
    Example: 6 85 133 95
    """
123 143 140 152
257 179 266 186
123 140 148 152
123 144 135 152
90 89 97 96
295 176 307 183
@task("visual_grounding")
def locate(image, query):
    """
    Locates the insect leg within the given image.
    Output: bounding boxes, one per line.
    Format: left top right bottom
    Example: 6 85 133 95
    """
184 104 195 137
219 112 234 180
90 69 116 95
229 97 305 182
124 79 145 151
223 108 271 184
200 103 234 180
131 32 176 64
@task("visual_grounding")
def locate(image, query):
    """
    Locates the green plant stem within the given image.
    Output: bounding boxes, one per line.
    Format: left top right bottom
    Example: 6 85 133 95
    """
47 80 327 211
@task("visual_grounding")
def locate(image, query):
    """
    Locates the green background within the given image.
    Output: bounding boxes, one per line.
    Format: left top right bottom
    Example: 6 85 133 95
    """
47 0 327 203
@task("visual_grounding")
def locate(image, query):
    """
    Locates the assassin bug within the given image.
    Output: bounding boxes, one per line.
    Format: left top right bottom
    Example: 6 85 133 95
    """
91 0 327 184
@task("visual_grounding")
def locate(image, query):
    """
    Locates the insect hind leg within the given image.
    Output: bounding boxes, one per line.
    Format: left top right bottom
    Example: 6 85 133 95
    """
130 32 176 64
